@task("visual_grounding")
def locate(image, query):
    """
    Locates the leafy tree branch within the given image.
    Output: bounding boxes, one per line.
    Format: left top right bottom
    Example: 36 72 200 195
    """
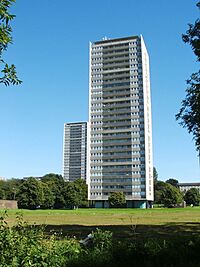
176 1 200 155
0 0 22 86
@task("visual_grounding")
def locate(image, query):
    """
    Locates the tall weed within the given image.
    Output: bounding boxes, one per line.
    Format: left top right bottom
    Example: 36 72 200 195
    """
0 211 81 267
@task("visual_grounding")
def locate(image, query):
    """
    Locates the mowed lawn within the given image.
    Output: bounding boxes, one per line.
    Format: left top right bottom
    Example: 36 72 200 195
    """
1 207 200 225
1 208 200 240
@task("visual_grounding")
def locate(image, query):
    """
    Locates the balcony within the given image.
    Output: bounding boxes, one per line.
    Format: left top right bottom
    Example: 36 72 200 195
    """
102 153 132 159
103 71 130 80
103 108 131 116
103 55 130 64
102 115 131 122
103 62 130 70
103 121 131 129
103 90 130 98
103 102 131 110
103 96 131 104
103 141 132 147
102 147 132 153
103 49 129 57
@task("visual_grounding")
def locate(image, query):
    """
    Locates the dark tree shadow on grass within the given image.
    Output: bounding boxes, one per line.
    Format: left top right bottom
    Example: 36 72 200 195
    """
37 222 200 241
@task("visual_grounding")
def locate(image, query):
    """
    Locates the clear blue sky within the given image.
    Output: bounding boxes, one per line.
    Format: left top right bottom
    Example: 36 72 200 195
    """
0 0 199 181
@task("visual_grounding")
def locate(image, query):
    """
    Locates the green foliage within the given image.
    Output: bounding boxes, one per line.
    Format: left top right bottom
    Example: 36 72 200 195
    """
16 177 44 209
0 215 112 267
8 174 89 210
153 167 158 181
63 183 79 209
0 180 5 199
0 211 81 266
176 71 200 154
2 212 200 266
0 175 88 210
0 178 21 200
75 228 113 267
176 2 200 154
41 174 66 209
109 238 200 267
108 192 126 208
154 181 183 206
166 178 179 188
184 188 200 206
74 179 88 207
160 183 183 207
0 0 22 86
182 1 200 62
153 180 165 203
0 187 5 199
153 168 158 200
41 173 64 184
63 182 84 209
64 179 88 208
40 182 55 209
92 228 113 252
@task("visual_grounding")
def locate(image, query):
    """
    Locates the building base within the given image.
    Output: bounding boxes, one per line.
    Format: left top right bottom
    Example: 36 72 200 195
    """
92 200 153 209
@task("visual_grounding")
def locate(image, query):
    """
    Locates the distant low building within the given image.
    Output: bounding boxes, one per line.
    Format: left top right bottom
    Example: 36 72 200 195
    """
178 183 200 193
0 177 5 181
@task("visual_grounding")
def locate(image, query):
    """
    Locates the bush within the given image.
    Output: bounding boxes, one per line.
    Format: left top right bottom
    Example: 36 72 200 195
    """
108 192 126 208
184 188 200 206
154 181 183 206
92 228 113 251
0 211 81 266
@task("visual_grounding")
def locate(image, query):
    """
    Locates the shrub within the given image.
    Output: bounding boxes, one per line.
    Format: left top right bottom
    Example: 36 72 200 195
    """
92 228 113 251
184 188 200 206
0 211 81 266
108 192 126 208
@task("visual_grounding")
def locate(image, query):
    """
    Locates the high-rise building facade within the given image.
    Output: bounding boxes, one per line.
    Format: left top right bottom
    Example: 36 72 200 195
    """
63 122 87 181
87 36 153 208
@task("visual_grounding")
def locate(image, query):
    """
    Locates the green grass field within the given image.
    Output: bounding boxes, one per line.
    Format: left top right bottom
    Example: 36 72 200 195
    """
1 207 200 240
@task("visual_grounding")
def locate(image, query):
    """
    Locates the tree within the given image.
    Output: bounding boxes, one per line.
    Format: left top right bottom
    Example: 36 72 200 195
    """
160 183 183 207
0 186 5 199
153 167 158 182
184 188 200 206
40 182 55 209
73 178 88 207
182 2 200 61
166 178 179 188
0 180 6 199
108 192 126 208
176 2 200 154
0 0 22 85
63 182 83 209
0 178 21 200
41 173 64 184
61 179 88 209
16 177 44 209
41 173 66 209
154 181 167 204
154 181 183 206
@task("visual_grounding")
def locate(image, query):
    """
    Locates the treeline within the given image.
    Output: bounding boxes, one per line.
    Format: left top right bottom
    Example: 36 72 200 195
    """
0 174 88 209
154 177 200 207
1 171 200 209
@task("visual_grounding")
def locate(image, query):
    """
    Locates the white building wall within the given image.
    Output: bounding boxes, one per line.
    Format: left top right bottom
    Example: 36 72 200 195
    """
141 36 154 201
